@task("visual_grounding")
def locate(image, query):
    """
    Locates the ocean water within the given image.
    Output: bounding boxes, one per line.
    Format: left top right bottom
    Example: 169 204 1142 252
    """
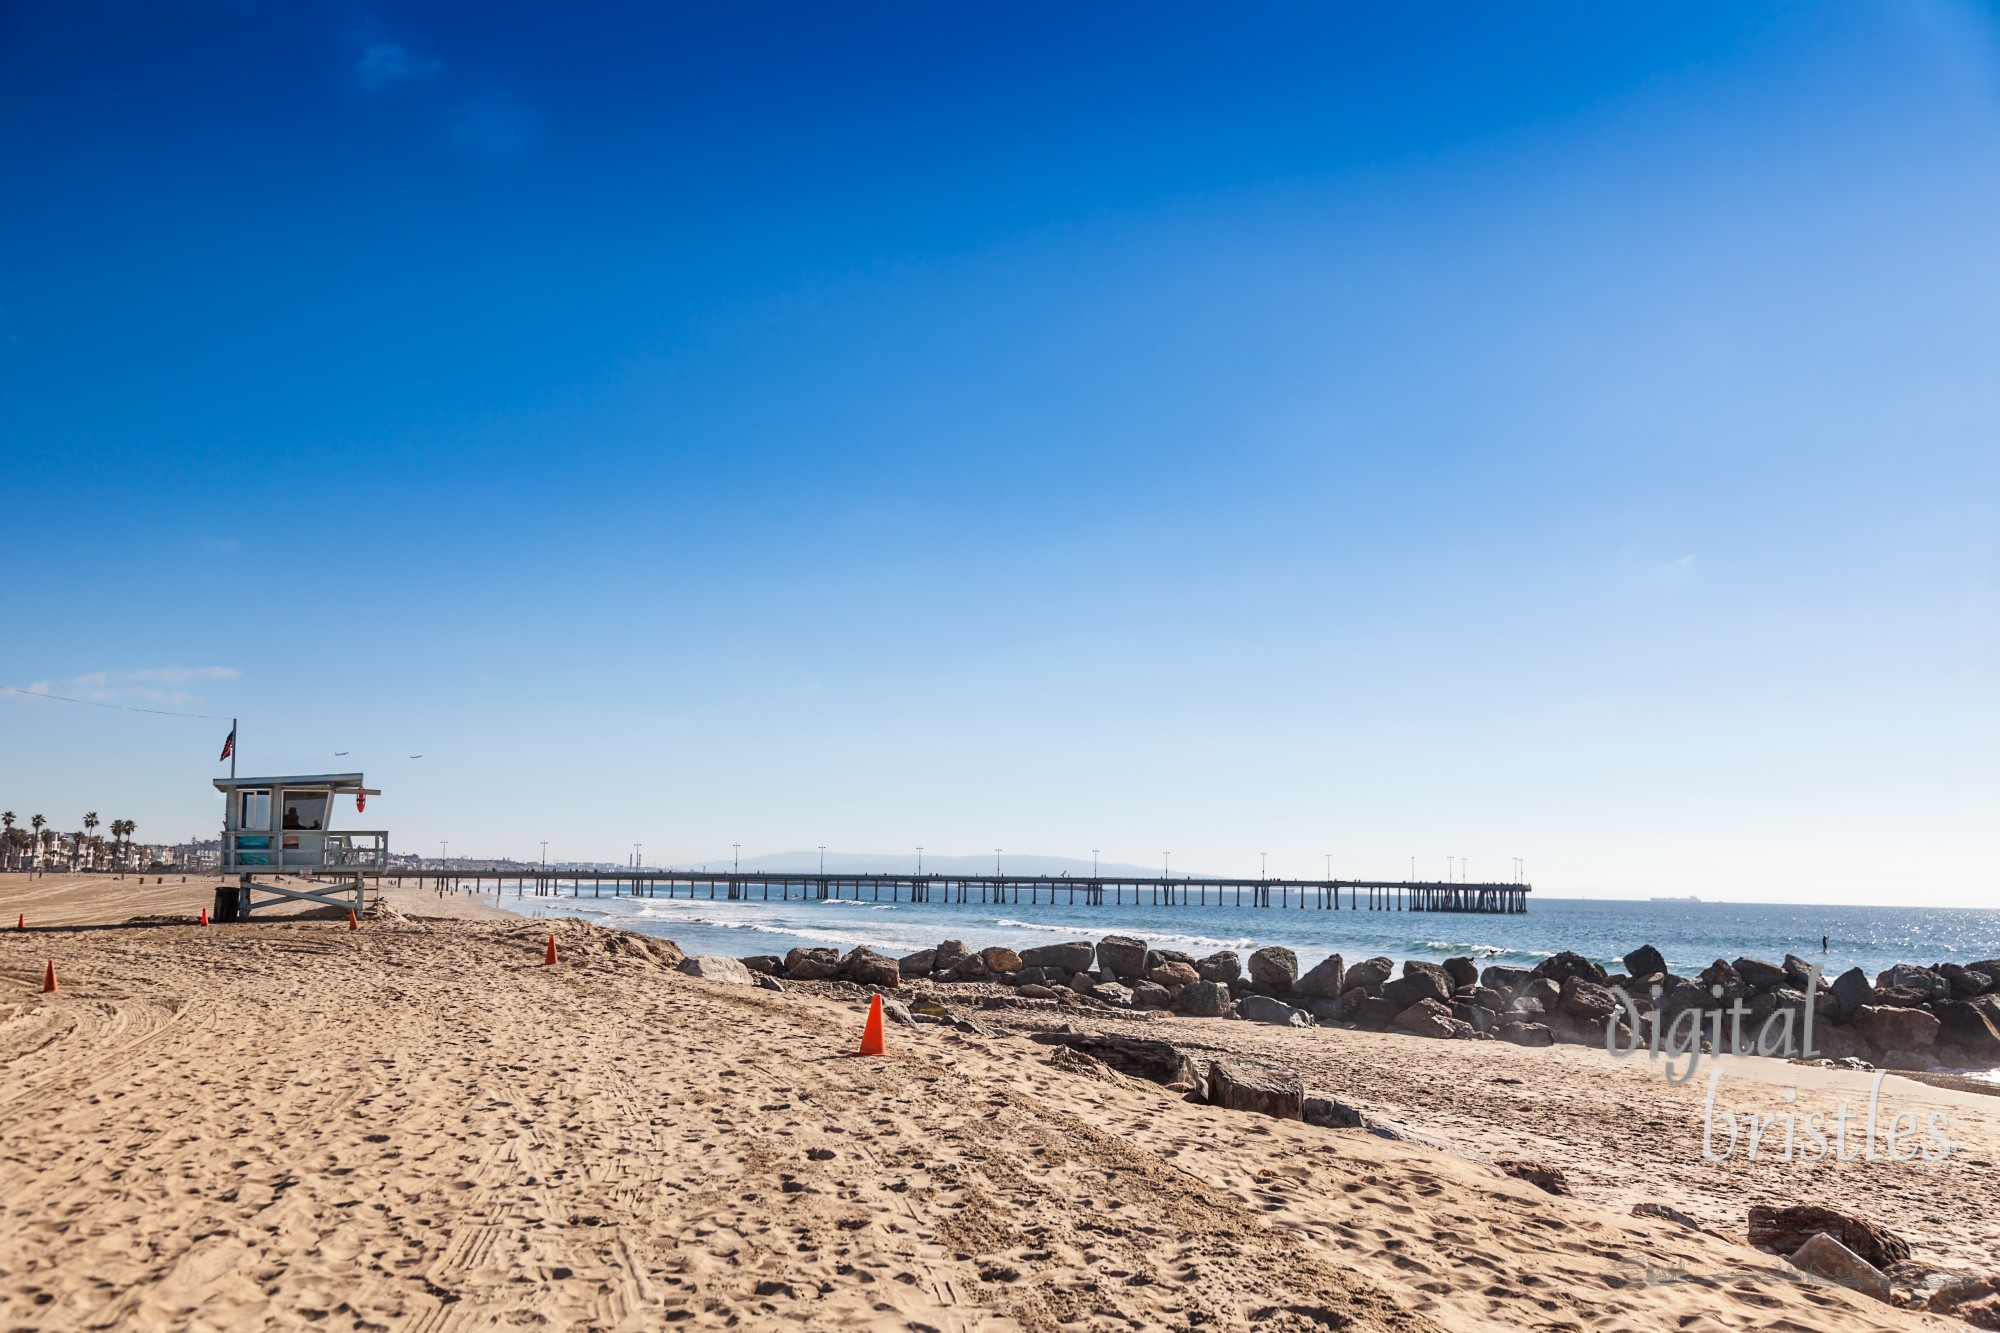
482 885 2000 981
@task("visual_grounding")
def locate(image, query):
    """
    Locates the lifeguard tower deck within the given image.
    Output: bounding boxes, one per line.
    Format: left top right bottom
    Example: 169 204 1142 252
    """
212 773 386 921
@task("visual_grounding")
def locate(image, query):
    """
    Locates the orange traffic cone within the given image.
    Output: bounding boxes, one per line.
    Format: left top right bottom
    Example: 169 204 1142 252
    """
199 908 209 927
42 961 57 994
16 913 23 930
544 934 559 966
854 994 887 1057
347 909 359 931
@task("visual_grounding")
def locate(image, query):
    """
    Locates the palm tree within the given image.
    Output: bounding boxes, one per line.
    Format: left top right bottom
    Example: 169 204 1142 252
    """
29 815 45 870
83 812 99 870
111 818 136 872
0 812 13 870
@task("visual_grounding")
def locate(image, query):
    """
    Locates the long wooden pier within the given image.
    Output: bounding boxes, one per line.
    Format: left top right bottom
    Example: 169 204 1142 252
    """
384 870 1530 913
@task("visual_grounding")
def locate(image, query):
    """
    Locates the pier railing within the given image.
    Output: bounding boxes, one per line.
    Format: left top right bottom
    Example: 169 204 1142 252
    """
388 870 1530 913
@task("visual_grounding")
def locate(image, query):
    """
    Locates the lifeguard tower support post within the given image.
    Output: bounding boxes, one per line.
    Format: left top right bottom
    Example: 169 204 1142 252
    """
211 773 386 921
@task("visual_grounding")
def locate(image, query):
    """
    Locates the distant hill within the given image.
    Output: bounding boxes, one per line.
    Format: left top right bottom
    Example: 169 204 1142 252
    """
670 850 1171 878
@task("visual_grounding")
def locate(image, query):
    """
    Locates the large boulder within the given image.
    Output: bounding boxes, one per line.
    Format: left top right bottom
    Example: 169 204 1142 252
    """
981 946 1024 976
1393 998 1468 1039
1089 981 1134 1008
1148 960 1201 989
1382 971 1451 1011
1936 1000 2000 1063
1623 944 1667 979
1018 941 1094 974
1195 950 1242 984
1034 1032 1197 1086
739 954 783 975
1877 964 1949 1003
1403 960 1454 1000
1969 959 2000 986
1293 954 1347 1000
1480 964 1534 995
1343 957 1395 994
1698 959 1742 1004
932 939 976 974
1468 985 1508 1013
841 947 903 989
1519 977 1560 1012
1206 1058 1304 1120
1096 935 1148 980
1830 967 1872 1022
1248 946 1300 996
1786 1233 1890 1302
1558 977 1619 1021
1926 1277 2000 1327
1131 981 1172 1009
1441 956 1479 990
1353 996 1401 1030
677 955 755 985
1853 1004 1940 1053
1733 957 1788 992
1496 1020 1554 1047
1303 1097 1365 1129
1238 994 1312 1027
1174 980 1233 1017
1942 964 1993 999
1747 1204 1910 1270
1303 996 1347 1025
1781 954 1818 989
1534 951 1607 986
784 946 842 981
1451 1001 1495 1034
896 948 936 978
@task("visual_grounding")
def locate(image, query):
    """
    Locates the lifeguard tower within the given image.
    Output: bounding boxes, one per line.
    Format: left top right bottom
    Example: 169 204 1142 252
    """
211 773 386 922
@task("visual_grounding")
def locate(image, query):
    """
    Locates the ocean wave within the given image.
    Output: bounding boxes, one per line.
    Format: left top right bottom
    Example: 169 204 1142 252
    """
1413 940 1515 959
993 918 1095 935
994 919 1259 954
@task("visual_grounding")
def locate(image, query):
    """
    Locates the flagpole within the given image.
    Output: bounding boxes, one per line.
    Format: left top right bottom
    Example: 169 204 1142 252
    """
230 718 237 781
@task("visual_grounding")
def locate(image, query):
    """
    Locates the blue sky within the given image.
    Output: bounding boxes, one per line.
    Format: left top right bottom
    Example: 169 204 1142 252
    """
2 2 1996 903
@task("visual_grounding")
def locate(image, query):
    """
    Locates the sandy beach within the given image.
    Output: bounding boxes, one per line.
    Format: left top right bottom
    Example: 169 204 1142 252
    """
1 874 1989 1331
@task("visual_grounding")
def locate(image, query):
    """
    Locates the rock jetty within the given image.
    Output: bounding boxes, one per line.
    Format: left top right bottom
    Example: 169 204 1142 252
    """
739 939 2000 1072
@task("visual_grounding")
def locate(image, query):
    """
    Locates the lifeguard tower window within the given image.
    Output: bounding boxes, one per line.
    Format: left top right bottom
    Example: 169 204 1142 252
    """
240 790 271 831
282 793 328 831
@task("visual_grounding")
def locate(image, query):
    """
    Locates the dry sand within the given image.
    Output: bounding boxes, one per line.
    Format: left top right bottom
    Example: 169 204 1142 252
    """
0 874 1984 1332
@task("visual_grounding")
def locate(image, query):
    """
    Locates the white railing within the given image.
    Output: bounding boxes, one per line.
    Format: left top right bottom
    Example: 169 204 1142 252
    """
223 830 389 873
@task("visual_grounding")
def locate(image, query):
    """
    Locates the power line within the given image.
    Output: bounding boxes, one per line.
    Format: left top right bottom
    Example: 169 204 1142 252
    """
2 684 230 721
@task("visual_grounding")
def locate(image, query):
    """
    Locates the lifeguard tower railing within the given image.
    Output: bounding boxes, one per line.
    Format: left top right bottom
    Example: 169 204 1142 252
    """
221 830 390 874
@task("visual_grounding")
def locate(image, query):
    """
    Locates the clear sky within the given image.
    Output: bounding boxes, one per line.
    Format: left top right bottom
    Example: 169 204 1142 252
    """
2 2 1996 904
